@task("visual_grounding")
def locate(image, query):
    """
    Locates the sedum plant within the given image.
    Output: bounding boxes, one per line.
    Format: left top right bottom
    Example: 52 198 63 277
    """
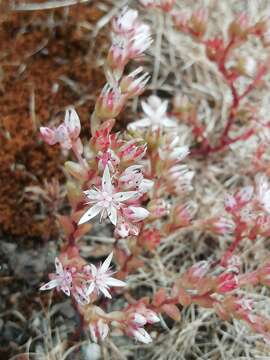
39 4 270 347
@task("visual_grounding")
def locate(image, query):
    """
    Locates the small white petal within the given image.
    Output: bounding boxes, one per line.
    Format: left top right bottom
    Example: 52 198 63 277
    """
114 191 137 202
100 286 112 299
104 277 126 287
99 321 109 341
78 204 102 225
100 252 113 272
55 257 63 275
85 281 95 296
133 328 152 344
90 324 98 343
84 189 101 200
128 118 151 130
108 205 117 226
61 285 71 296
40 279 60 291
102 165 112 194
91 264 98 277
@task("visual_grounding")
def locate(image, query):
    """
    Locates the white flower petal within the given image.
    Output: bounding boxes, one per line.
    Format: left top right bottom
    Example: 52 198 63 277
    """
133 328 152 344
55 257 63 275
84 189 101 200
141 100 155 118
100 286 112 299
114 191 137 202
100 252 113 273
78 204 102 225
91 264 98 277
90 324 98 343
105 277 126 287
98 320 109 341
108 205 117 226
61 285 71 296
128 118 151 130
102 165 112 194
85 281 95 296
163 117 177 127
40 279 60 291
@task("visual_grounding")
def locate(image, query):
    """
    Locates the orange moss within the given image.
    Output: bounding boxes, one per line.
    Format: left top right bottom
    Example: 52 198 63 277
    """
0 4 106 240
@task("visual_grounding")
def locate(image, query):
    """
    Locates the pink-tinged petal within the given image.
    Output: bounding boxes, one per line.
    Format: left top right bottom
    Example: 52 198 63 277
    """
100 286 112 299
105 277 126 287
108 205 117 226
145 310 160 323
78 204 103 225
125 206 150 222
55 257 63 275
40 127 57 145
100 252 113 273
114 191 137 202
102 165 112 194
40 279 60 291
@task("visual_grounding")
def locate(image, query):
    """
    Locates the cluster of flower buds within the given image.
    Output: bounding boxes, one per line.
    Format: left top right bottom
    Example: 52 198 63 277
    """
40 251 126 305
172 9 208 39
108 7 152 78
223 174 270 241
123 302 160 343
91 7 152 133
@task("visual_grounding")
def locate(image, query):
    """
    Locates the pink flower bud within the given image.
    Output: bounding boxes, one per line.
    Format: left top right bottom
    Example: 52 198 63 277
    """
189 8 208 38
228 13 250 41
64 107 81 140
120 67 150 98
205 37 225 62
89 319 109 343
216 273 238 293
112 7 139 34
123 206 150 222
95 84 126 119
107 44 129 75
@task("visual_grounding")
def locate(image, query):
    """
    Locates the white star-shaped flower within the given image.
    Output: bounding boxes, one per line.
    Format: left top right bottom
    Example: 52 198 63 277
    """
79 166 138 226
40 257 72 296
128 95 177 131
85 252 126 299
